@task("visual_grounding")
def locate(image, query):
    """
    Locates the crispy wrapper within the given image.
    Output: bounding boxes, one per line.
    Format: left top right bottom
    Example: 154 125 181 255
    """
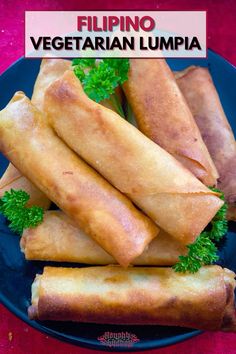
44 70 223 244
123 59 218 186
176 66 236 220
28 265 236 331
0 58 71 208
21 210 187 265
32 57 72 111
0 92 158 266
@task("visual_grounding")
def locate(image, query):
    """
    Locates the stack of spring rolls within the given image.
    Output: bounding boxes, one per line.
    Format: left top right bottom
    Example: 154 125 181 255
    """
0 58 235 332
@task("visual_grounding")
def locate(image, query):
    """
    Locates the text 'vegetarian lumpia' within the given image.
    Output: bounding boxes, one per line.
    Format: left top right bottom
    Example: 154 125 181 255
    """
0 92 158 267
21 211 187 265
28 265 236 332
123 59 218 186
176 66 236 220
44 70 223 244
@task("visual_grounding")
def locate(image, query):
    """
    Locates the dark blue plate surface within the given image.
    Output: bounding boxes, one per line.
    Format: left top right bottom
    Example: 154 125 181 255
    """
0 51 235 351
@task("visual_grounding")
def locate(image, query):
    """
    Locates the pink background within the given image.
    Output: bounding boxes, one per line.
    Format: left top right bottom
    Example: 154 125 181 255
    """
0 0 236 353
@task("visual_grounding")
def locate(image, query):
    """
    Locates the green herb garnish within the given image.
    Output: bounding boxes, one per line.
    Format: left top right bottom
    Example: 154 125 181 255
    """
72 58 96 69
82 61 120 103
208 187 228 241
72 58 130 118
173 188 228 273
0 189 44 234
103 58 130 84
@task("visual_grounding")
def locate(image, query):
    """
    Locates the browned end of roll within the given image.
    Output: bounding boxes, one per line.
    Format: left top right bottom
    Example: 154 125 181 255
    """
28 305 38 320
28 274 41 320
32 57 72 111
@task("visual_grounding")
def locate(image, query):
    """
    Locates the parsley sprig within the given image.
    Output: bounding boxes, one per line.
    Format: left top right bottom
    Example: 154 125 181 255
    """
82 61 120 102
173 187 228 273
72 58 130 118
0 189 44 234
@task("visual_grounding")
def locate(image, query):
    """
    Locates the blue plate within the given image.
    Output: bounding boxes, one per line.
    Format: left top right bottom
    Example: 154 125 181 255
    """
0 51 235 351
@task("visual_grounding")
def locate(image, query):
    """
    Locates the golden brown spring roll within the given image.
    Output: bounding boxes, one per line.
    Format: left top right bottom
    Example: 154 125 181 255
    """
0 92 158 266
21 210 187 265
0 59 123 209
176 66 236 220
0 163 50 209
0 58 72 208
44 70 223 244
122 59 218 186
28 265 236 331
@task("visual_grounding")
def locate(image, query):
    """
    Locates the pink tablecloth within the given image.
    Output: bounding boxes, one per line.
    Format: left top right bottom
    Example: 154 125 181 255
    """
0 1 236 353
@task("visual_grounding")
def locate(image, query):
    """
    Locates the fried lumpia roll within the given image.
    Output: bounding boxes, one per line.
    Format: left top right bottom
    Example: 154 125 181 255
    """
176 66 236 220
0 58 72 209
28 265 236 331
0 164 51 209
44 70 223 244
0 92 158 267
123 59 218 186
21 211 187 265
